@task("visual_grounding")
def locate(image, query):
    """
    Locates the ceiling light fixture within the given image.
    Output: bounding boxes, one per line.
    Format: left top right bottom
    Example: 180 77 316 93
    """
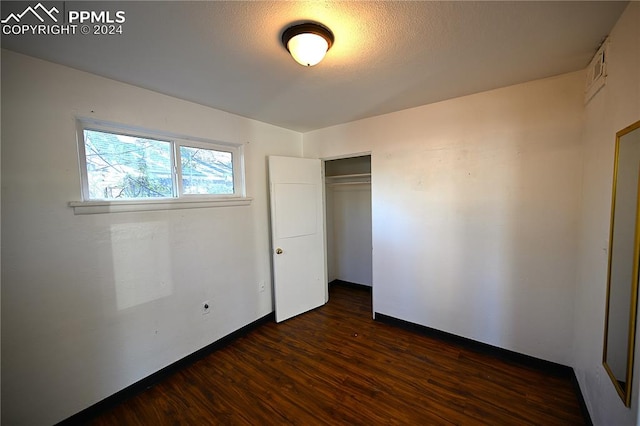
281 23 334 67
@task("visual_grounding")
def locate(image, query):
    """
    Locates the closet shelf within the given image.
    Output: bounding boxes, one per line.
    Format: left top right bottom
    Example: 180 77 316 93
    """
325 173 371 185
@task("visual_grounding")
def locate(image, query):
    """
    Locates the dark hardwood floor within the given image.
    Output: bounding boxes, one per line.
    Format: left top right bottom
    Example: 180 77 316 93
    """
89 284 586 425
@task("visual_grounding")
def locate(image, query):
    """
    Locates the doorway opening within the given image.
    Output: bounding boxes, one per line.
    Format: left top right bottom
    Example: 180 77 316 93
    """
324 155 372 298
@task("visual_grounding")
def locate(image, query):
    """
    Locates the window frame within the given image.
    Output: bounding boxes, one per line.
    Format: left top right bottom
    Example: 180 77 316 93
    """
72 118 249 214
175 139 239 199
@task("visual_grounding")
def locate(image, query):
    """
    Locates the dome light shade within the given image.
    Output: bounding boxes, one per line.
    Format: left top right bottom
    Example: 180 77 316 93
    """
282 23 334 67
287 33 328 66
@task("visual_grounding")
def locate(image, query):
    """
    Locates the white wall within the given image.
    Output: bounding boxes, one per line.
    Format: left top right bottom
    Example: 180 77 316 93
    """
1 50 302 425
325 186 337 282
573 3 640 425
327 184 372 286
304 70 585 365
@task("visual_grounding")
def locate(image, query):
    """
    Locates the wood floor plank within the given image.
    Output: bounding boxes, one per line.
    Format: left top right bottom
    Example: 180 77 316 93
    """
89 284 586 425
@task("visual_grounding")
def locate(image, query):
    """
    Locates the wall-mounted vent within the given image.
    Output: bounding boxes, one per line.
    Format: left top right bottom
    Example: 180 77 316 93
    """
585 38 608 103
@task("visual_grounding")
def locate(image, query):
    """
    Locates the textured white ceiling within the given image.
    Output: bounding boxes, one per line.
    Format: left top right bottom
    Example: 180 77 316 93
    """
1 1 628 132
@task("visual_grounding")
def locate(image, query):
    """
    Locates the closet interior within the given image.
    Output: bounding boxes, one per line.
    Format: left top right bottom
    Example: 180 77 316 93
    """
324 155 372 287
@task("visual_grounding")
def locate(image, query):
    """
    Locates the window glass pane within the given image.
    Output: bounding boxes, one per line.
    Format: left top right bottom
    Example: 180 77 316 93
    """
83 130 173 199
180 145 234 195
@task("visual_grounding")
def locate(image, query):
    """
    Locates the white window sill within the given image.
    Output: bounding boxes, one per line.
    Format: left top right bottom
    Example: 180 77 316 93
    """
69 197 253 215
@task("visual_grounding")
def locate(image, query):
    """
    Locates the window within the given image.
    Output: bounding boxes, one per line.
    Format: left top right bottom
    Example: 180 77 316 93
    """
76 119 245 204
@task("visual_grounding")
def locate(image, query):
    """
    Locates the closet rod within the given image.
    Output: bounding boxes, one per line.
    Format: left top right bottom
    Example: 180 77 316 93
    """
327 181 371 186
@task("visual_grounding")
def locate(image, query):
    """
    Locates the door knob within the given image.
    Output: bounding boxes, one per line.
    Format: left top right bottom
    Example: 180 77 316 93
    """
275 248 283 254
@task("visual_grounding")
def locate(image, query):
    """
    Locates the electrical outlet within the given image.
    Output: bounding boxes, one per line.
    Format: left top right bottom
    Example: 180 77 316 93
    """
202 300 211 315
258 281 265 292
